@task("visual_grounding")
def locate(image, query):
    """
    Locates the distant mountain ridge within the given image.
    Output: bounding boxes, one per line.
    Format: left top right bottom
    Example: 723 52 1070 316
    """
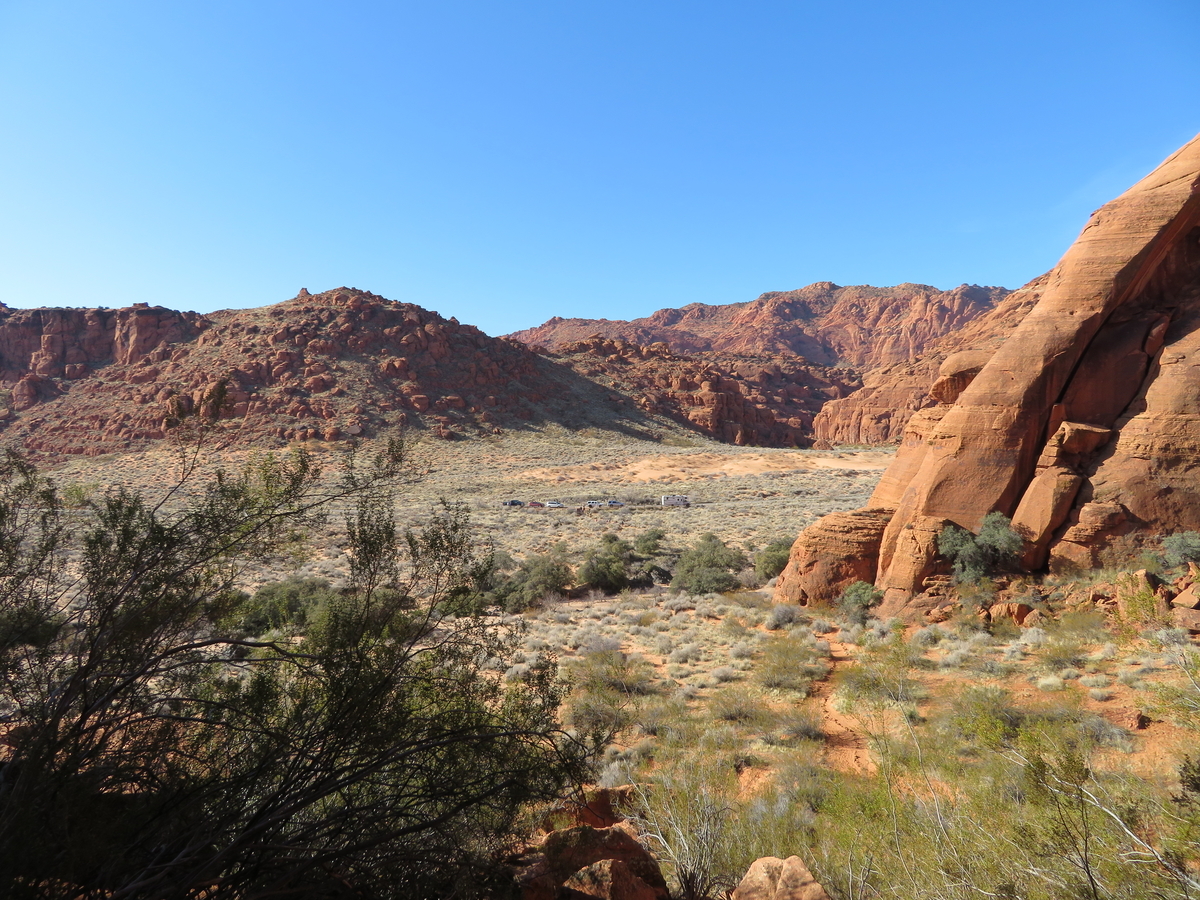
507 282 1010 369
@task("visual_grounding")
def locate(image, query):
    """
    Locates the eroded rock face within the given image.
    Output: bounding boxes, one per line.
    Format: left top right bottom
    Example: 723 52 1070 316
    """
789 132 1200 606
517 823 669 900
774 508 894 606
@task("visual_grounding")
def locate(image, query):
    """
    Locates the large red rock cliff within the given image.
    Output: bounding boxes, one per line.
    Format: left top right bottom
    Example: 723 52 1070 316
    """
776 132 1200 610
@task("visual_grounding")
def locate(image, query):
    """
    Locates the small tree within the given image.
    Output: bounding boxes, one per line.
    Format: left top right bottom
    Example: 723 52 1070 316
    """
938 512 1023 584
497 545 572 612
578 533 634 594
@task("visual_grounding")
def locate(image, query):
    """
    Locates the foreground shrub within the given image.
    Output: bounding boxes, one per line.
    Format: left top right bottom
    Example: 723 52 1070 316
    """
0 443 593 897
837 580 882 626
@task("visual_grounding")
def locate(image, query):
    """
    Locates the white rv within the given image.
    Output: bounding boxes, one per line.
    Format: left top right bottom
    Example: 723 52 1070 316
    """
661 495 690 507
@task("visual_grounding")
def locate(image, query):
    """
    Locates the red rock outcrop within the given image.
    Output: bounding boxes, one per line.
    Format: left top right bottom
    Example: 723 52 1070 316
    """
774 508 894 605
731 856 831 900
510 283 1008 369
547 336 859 447
784 131 1200 608
811 281 1043 444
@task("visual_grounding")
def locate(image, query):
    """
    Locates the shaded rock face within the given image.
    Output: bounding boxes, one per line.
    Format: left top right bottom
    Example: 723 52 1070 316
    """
547 336 860 447
787 132 1200 606
774 508 894 605
510 283 1008 369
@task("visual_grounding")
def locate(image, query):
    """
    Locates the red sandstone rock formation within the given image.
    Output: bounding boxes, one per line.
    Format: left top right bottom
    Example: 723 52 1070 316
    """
811 281 1043 445
774 508 894 605
779 132 1200 610
509 283 1008 369
547 336 859 447
0 288 852 457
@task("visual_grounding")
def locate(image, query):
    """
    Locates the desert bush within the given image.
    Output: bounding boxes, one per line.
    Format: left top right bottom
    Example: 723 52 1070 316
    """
911 624 946 648
753 539 793 582
765 603 803 630
671 533 747 595
497 545 572 612
837 580 882 626
710 686 766 723
1161 531 1200 569
578 532 634 594
755 633 828 694
938 511 1022 584
236 575 338 635
0 443 593 897
669 642 703 664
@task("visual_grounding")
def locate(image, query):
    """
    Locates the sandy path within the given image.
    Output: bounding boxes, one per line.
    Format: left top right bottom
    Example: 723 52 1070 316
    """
813 641 874 775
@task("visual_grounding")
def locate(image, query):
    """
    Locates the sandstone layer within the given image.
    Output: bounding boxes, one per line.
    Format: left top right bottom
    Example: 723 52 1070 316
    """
777 132 1200 609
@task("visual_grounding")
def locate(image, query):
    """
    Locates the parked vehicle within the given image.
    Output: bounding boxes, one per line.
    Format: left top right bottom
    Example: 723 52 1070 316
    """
545 500 565 508
527 501 545 508
501 499 524 507
661 495 690 507
585 500 605 508
606 500 624 507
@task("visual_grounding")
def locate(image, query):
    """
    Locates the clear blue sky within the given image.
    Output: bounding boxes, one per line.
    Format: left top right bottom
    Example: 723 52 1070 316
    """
1 1 1197 336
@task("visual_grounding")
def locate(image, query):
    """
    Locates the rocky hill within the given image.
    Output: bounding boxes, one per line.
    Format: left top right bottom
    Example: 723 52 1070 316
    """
509 282 1009 368
546 336 860 446
0 288 864 458
777 131 1200 617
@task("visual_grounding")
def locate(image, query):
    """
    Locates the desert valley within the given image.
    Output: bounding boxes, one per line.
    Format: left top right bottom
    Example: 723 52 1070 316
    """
2 135 1200 900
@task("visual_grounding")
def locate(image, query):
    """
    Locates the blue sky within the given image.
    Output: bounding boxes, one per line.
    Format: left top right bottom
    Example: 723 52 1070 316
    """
0 1 1197 336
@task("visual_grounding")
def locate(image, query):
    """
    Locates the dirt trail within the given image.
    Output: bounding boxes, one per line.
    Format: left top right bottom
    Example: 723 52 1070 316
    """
813 641 874 775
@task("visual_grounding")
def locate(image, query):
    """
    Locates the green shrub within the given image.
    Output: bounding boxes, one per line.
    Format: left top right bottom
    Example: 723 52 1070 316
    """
579 533 633 594
497 546 572 611
1161 531 1200 569
754 539 793 581
671 534 747 595
938 512 1023 584
755 633 827 693
237 576 338 635
837 580 882 626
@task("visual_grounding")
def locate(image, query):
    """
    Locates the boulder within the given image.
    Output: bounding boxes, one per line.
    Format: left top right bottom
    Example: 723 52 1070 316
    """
773 508 894 605
1171 585 1200 610
562 859 658 900
732 856 831 900
519 824 669 900
1173 606 1200 633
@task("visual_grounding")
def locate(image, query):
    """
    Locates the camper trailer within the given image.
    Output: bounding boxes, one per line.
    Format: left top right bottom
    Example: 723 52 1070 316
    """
660 495 690 507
